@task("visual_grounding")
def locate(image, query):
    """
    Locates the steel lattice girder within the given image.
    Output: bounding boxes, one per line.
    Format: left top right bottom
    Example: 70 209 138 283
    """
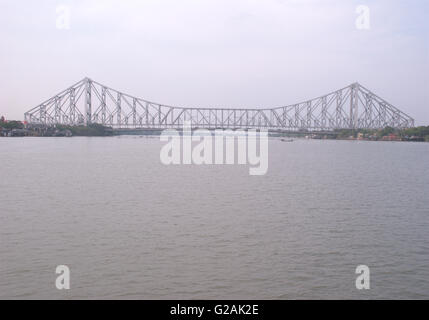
24 78 415 130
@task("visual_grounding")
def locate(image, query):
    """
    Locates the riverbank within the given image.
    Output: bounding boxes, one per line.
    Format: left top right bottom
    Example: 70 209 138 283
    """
0 123 114 137
1 117 429 141
278 126 429 142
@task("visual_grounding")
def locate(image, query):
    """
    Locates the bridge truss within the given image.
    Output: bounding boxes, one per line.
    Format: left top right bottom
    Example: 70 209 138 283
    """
24 78 414 131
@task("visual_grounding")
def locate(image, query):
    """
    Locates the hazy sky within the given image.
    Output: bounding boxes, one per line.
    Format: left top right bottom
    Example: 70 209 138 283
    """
1 0 428 124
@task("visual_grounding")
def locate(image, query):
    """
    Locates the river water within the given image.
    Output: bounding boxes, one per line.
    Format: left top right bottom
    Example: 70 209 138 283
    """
0 136 428 299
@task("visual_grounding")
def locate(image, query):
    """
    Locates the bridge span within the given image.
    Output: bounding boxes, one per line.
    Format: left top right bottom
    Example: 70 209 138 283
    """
24 78 414 131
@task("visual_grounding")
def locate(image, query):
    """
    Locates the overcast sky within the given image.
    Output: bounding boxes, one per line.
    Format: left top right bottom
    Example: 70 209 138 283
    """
0 0 428 124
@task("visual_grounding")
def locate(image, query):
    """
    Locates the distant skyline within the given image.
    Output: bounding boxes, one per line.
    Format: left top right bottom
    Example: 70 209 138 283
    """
1 0 428 124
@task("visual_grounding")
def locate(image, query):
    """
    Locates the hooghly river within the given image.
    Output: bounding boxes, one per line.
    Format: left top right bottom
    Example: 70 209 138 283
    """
0 136 428 299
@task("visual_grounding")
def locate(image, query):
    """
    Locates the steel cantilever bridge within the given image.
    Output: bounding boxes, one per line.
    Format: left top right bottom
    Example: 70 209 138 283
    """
24 78 414 131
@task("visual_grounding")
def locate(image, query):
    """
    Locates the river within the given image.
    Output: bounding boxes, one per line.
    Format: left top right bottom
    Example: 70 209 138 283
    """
0 136 428 299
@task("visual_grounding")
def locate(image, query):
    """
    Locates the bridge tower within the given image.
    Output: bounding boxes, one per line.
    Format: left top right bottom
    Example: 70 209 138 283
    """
85 77 92 125
350 82 359 129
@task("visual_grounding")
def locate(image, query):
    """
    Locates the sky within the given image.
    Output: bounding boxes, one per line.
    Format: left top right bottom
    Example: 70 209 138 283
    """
0 0 428 124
